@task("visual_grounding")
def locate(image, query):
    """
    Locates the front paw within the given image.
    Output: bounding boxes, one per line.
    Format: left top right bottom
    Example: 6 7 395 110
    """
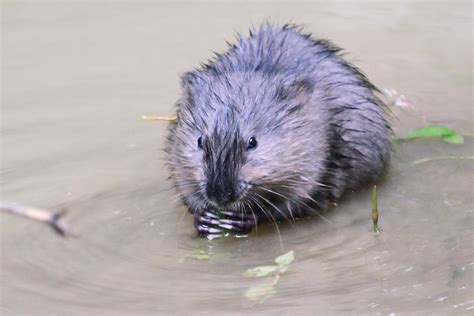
217 210 258 234
193 208 258 238
193 209 224 236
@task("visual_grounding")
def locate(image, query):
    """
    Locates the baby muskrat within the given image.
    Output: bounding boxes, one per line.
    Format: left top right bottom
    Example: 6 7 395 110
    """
166 24 391 237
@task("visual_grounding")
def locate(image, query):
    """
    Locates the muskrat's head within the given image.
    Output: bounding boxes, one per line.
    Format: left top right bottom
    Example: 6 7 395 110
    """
166 70 329 215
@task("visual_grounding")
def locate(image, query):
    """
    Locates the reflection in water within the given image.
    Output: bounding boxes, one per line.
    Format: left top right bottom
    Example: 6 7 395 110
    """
2 1 473 315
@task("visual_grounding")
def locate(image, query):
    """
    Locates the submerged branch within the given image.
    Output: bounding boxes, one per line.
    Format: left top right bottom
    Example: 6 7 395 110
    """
0 202 74 237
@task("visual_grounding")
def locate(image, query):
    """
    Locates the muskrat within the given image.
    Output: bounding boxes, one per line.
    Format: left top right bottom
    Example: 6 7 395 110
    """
166 24 391 237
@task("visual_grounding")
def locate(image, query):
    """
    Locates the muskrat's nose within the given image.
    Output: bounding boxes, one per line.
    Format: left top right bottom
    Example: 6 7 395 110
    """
206 182 238 206
217 190 235 205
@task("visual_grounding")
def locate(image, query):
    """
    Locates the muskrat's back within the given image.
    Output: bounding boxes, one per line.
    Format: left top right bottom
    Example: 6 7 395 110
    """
166 24 391 237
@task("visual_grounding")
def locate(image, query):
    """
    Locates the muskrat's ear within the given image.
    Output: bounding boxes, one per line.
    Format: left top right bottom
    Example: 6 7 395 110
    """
277 78 314 101
275 78 314 115
290 78 314 96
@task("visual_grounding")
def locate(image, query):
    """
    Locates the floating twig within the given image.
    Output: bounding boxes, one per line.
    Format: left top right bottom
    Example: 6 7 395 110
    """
372 185 380 234
410 155 474 166
141 115 177 122
0 202 74 237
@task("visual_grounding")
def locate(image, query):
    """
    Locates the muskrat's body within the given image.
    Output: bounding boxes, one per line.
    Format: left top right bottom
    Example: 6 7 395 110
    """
166 24 391 237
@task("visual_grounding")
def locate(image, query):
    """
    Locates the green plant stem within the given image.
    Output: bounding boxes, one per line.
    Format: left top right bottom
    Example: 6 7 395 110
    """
372 185 379 234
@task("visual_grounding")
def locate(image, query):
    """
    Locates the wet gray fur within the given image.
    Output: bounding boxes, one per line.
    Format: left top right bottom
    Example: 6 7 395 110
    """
166 23 392 225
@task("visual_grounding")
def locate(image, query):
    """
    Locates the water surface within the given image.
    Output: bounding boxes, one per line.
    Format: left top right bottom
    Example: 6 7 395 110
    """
1 1 473 315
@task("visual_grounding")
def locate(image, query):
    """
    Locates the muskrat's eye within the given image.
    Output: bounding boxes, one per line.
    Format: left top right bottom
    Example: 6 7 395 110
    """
197 136 203 149
247 136 257 150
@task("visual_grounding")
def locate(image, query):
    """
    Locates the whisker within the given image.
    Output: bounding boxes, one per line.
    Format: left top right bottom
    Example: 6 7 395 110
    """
248 194 283 250
175 207 190 233
250 182 333 224
253 192 295 229
253 186 297 222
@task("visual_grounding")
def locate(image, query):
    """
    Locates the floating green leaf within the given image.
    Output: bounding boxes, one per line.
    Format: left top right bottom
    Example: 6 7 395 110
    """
243 265 279 278
194 252 210 260
441 133 464 144
274 250 294 266
244 280 276 303
402 125 464 144
243 251 295 303
178 250 210 263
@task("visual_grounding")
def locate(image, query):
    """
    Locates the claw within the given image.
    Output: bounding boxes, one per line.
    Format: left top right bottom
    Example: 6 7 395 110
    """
217 223 234 230
207 226 222 234
204 211 220 219
205 234 224 240
193 207 259 236
219 211 234 217
194 223 222 234
217 217 257 233
198 215 220 226
218 218 238 225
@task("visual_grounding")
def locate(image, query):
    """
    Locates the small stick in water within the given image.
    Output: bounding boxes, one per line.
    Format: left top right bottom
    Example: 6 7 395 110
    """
141 115 177 122
372 185 380 234
0 202 74 237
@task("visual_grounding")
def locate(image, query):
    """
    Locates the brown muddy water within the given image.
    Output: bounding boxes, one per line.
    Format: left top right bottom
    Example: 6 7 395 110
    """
1 1 473 315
